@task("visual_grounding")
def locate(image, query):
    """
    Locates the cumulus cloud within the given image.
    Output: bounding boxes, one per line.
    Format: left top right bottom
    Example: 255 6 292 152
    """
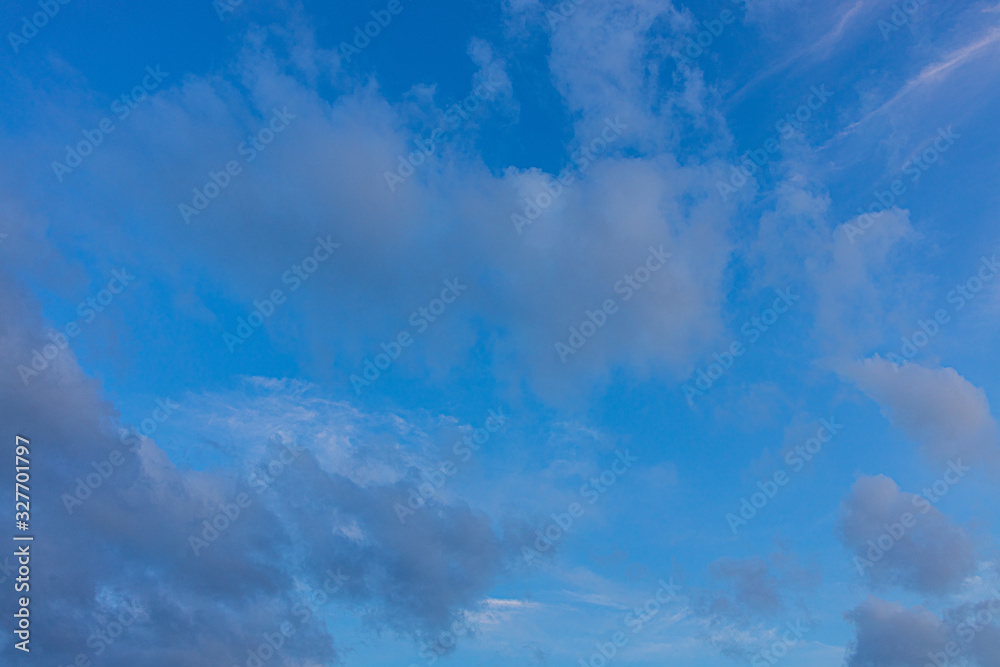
844 596 951 667
844 593 1000 667
0 270 520 664
840 356 1000 469
837 474 976 595
0 5 745 405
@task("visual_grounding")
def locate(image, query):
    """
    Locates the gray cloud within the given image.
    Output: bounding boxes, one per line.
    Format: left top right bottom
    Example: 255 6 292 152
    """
0 270 518 665
691 552 821 661
845 593 1000 667
707 557 784 615
841 356 1000 470
838 474 976 596
844 596 950 667
0 2 742 407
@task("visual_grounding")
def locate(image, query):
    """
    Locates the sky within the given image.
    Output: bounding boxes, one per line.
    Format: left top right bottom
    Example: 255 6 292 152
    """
1 0 1000 665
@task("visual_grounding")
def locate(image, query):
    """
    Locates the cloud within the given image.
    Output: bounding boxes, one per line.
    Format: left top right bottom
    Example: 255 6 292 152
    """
837 474 976 595
840 26 1000 137
844 596 950 667
1 8 745 405
845 594 1000 667
815 209 919 352
691 552 820 661
0 269 520 664
840 356 1000 469
707 557 784 615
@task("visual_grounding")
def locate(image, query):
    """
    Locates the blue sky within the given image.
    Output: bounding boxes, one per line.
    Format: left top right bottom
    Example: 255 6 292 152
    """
2 0 1000 665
